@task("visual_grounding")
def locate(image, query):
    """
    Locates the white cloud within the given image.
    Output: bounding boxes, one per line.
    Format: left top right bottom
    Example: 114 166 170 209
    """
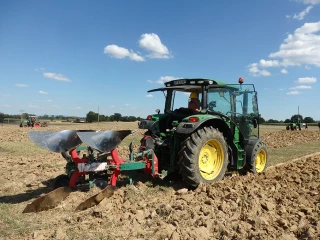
15 84 29 87
39 90 48 95
278 88 284 91
260 70 271 76
109 105 115 108
269 21 320 67
156 76 180 84
34 67 45 72
104 44 145 62
147 80 153 83
281 69 288 74
290 85 312 89
305 65 311 69
43 72 71 82
259 59 280 67
297 77 317 83
303 0 320 4
0 104 10 107
74 107 82 110
146 94 153 98
125 104 130 106
248 63 271 76
286 91 302 95
47 100 52 102
1 94 11 97
139 33 172 59
28 104 40 108
291 5 313 20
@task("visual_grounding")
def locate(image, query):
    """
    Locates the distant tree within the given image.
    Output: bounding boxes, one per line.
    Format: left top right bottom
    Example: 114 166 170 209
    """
304 117 315 123
267 119 279 123
114 113 122 122
0 112 4 122
128 116 137 122
86 111 98 123
121 116 129 122
108 115 115 122
284 119 291 123
291 114 303 123
99 115 106 122
259 116 265 124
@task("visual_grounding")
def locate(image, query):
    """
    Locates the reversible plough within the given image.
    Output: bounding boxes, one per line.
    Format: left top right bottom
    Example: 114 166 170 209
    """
23 129 158 213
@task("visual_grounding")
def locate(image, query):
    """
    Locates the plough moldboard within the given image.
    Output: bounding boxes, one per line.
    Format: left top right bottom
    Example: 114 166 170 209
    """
23 129 159 213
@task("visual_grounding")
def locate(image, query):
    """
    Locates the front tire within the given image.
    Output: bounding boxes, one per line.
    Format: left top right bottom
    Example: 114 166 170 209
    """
247 142 268 174
178 126 229 188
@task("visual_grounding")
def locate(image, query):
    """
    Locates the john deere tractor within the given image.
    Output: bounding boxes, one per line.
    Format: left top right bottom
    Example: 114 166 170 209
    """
286 122 301 130
20 116 48 128
139 78 268 187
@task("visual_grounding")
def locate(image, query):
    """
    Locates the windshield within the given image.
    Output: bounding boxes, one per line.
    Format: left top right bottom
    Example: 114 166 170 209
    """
208 84 259 139
170 91 203 111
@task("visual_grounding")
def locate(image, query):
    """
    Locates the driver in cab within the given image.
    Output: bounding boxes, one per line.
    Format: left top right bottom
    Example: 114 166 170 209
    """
188 92 201 113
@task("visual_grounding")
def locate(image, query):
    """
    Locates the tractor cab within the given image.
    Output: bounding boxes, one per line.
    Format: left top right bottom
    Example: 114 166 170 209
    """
141 78 260 141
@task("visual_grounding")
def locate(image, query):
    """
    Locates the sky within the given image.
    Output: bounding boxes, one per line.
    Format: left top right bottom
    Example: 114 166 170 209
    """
0 0 320 121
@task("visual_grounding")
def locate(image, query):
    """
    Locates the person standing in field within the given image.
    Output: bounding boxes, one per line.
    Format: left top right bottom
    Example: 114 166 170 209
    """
318 122 320 131
305 123 308 130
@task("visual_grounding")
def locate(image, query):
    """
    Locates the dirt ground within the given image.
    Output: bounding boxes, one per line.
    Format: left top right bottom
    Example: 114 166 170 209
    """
0 123 319 240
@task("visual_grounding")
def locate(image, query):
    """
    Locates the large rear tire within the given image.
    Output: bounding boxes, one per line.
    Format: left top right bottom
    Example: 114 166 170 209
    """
178 126 229 188
247 141 268 174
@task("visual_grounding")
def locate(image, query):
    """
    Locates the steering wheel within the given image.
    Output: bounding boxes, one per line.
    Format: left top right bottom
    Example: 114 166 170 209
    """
208 101 216 111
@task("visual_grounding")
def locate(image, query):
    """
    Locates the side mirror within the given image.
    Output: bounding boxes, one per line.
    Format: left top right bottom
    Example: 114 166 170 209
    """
155 109 160 114
252 118 258 128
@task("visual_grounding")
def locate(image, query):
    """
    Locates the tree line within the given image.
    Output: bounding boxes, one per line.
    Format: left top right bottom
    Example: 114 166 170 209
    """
259 114 317 124
86 111 142 123
0 112 317 124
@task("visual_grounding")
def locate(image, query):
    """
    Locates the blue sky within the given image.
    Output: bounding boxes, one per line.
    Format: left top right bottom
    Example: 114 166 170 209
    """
1 0 320 120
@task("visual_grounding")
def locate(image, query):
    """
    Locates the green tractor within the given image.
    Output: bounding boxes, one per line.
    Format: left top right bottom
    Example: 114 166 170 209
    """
19 116 46 128
286 122 301 130
139 78 268 187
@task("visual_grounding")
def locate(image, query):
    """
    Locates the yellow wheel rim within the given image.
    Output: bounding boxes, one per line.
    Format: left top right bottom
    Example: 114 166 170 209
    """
198 139 224 180
255 149 267 173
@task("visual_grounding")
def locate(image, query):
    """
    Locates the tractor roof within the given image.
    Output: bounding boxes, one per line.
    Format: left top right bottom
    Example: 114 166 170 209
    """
148 78 231 93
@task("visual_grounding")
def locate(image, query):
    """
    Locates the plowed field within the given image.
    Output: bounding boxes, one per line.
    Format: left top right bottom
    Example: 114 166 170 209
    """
0 123 319 240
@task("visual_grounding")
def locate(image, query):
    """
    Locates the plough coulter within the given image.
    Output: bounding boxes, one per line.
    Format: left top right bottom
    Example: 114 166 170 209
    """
24 78 269 213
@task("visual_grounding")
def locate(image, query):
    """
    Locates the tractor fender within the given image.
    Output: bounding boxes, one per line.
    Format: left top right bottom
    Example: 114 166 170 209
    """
177 117 235 148
244 137 265 166
176 116 229 136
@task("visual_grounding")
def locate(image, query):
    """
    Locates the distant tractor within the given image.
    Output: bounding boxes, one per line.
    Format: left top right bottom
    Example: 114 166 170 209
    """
20 116 48 128
286 123 301 130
